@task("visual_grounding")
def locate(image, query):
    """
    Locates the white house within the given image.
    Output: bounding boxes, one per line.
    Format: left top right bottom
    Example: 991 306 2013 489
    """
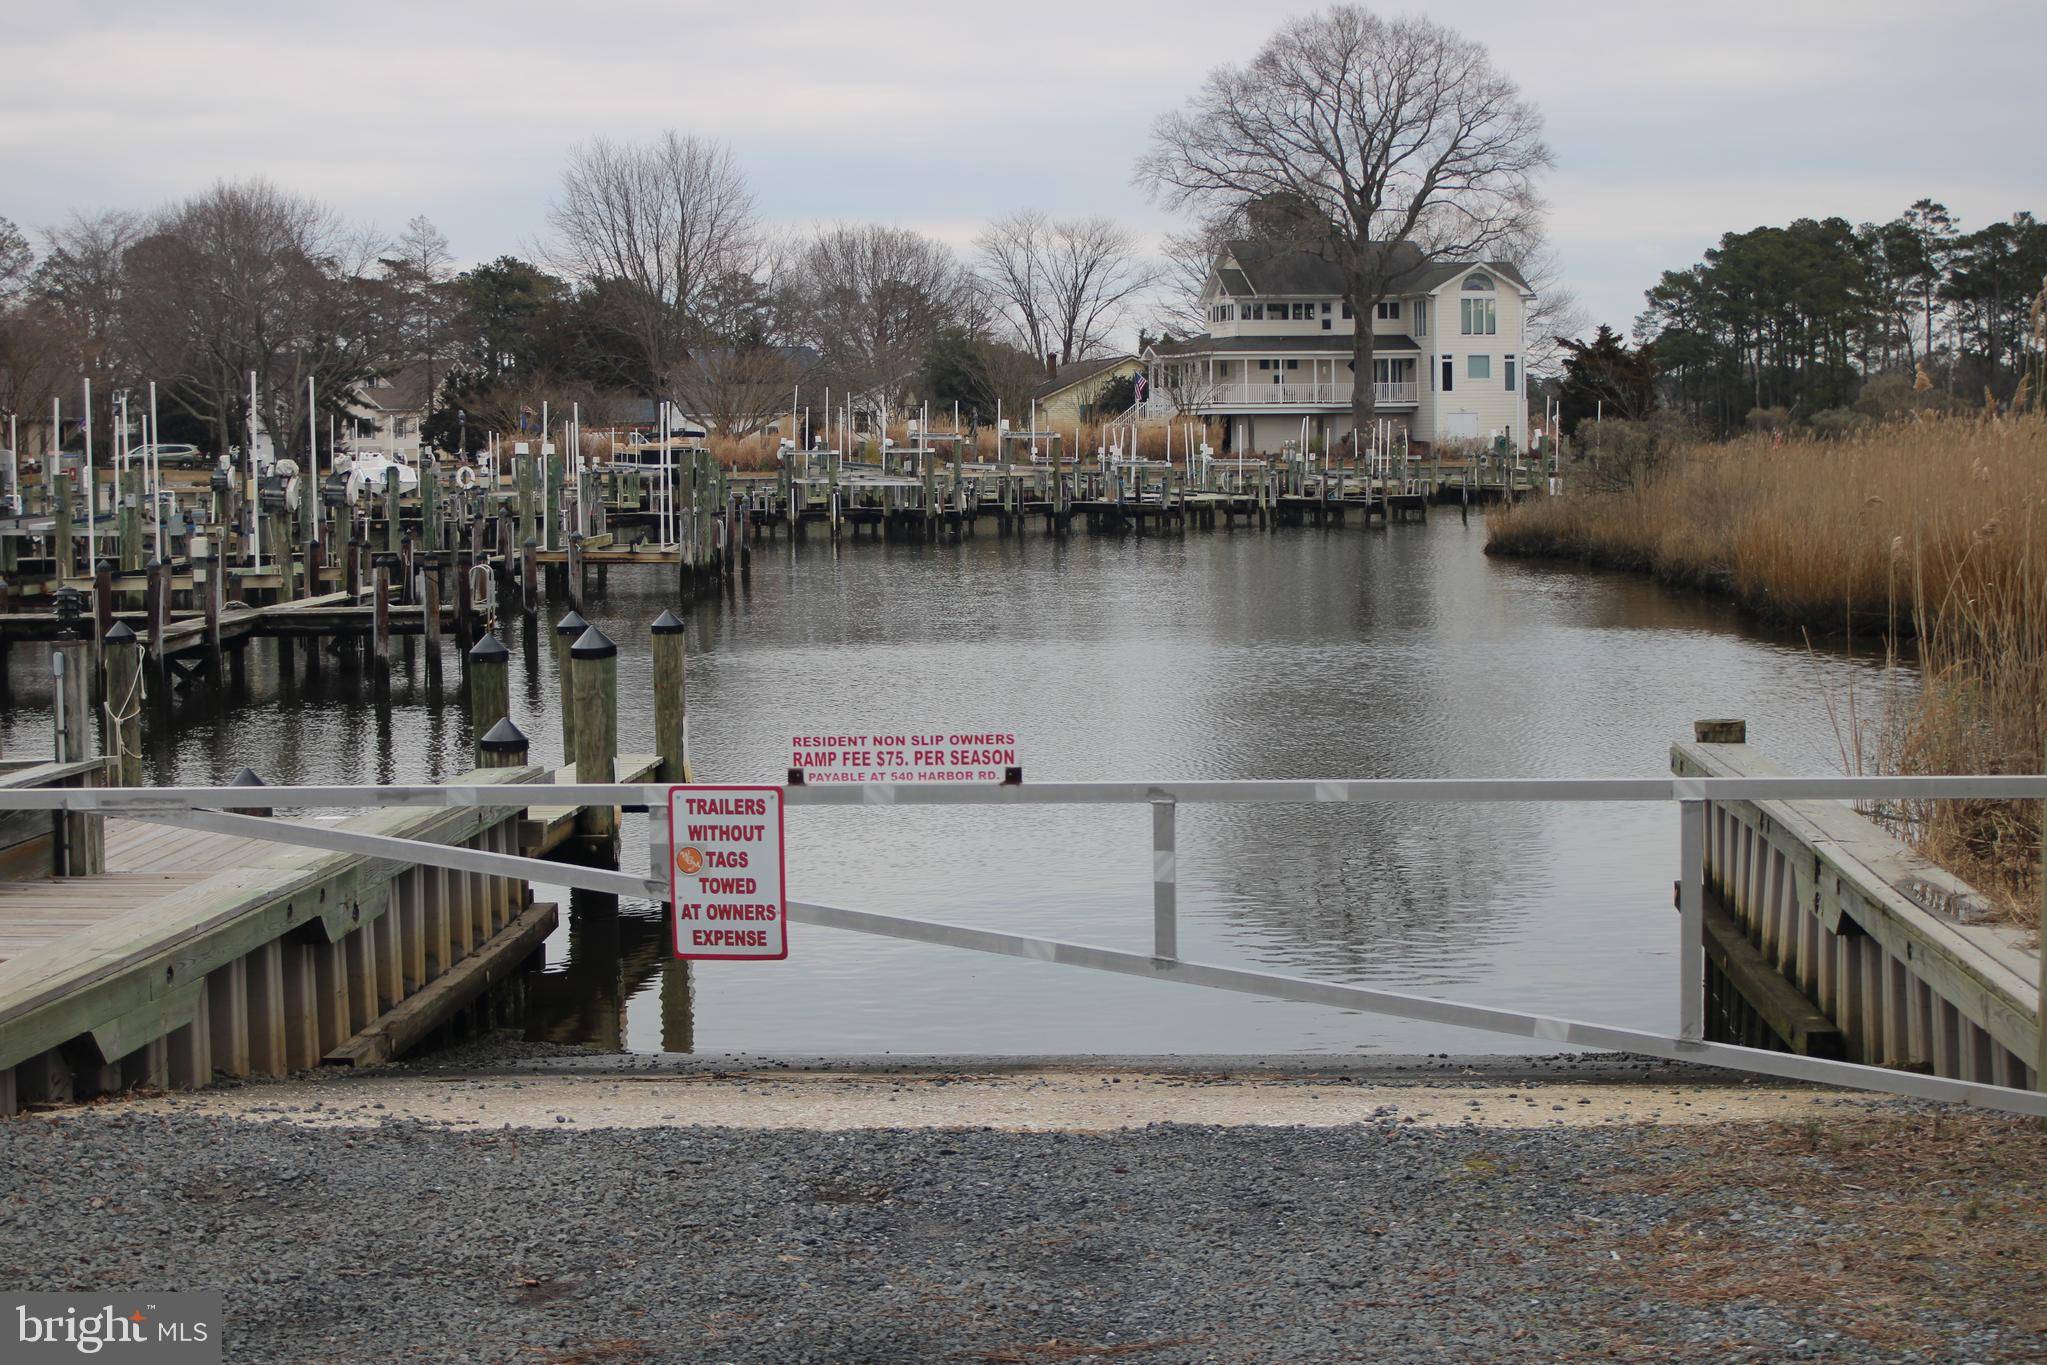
346 361 434 462
1141 240 1534 455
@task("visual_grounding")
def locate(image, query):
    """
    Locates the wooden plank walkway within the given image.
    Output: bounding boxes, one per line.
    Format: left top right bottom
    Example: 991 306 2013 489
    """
0 821 313 967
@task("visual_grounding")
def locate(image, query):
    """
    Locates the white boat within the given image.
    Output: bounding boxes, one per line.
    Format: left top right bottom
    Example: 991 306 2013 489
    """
335 451 420 504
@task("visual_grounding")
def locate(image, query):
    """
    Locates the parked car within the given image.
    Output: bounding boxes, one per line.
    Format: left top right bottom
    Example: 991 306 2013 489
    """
131 442 206 469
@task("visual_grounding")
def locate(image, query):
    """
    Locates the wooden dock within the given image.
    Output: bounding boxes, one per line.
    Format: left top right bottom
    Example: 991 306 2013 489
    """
1675 724 2041 1088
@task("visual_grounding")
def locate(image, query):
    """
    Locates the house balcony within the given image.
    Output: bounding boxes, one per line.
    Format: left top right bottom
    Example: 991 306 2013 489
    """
1139 381 1418 417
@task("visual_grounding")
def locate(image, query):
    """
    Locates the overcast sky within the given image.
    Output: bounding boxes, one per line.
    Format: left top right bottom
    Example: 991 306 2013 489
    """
4 0 2042 340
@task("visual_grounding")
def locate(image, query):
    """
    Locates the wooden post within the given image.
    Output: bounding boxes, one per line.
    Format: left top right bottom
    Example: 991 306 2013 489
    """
93 560 114 643
53 472 74 581
51 635 99 875
420 554 443 670
516 452 535 548
383 471 402 554
454 547 474 643
101 623 143 786
371 554 392 674
553 609 586 759
652 608 688 783
478 716 530 769
544 450 563 552
420 458 441 553
466 632 509 765
203 537 224 672
569 624 617 842
520 538 537 616
141 557 165 677
566 532 585 613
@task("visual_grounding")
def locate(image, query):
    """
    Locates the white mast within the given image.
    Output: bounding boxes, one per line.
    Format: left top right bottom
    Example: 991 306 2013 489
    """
248 369 261 569
82 378 94 571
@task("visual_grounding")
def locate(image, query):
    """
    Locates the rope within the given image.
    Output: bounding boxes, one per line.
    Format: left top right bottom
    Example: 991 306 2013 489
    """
100 651 147 773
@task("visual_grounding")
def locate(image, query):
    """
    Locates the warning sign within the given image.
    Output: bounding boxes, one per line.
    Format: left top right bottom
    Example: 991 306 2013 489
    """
788 732 1018 784
667 785 787 960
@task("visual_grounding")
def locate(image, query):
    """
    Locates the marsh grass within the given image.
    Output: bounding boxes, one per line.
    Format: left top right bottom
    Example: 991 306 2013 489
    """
1489 415 2047 923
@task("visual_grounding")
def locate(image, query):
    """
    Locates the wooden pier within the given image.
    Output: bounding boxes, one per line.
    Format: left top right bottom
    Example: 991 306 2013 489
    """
0 593 700 1114
1676 722 2041 1089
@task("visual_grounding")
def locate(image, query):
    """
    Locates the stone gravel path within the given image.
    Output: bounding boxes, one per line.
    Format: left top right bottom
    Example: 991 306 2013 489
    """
1 1068 2041 1362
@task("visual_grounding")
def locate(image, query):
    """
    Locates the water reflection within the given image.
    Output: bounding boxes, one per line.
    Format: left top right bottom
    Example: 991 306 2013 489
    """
0 520 1883 1056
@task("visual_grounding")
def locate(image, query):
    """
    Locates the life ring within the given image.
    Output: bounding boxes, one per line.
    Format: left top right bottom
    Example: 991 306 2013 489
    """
454 465 477 490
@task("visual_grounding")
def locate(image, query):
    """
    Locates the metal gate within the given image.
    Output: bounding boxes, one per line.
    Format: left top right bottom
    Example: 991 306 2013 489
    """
4 772 2043 1116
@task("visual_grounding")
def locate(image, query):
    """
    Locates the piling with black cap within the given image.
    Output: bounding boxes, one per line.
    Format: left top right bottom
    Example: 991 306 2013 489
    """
569 623 617 841
100 622 143 786
478 716 530 770
552 609 586 757
651 609 688 783
466 632 509 766
228 767 272 818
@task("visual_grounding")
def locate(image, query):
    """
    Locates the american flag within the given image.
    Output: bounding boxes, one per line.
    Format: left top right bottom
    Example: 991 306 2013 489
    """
1133 373 1148 401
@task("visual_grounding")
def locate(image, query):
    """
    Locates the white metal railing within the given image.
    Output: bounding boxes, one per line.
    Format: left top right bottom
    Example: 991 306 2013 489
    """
1141 381 1418 414
6 773 2043 1116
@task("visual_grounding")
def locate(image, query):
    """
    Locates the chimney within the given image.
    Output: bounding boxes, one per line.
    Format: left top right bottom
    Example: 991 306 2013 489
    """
1045 352 1058 379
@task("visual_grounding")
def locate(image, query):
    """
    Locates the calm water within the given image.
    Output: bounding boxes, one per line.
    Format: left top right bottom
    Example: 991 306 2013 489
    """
0 519 1882 1056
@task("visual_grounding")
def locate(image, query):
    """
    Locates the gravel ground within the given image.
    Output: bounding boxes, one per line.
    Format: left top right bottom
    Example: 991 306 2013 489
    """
3 1085 2044 1364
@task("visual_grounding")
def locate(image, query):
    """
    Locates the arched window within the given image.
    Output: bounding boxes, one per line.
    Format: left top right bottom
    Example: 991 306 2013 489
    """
1462 273 1494 291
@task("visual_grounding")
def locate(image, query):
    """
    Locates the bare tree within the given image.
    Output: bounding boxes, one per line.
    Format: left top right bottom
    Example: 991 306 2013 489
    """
121 179 388 459
32 211 145 444
678 345 803 439
1153 210 1241 337
0 218 31 303
383 214 455 421
788 223 975 409
1136 4 1552 440
1501 234 1585 381
975 210 1154 365
546 132 758 398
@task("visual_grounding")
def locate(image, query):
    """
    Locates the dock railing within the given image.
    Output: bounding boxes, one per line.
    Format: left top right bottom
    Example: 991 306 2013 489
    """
1 770 2042 1114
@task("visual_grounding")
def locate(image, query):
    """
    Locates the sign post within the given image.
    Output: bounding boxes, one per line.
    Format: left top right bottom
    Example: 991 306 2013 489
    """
666 785 787 961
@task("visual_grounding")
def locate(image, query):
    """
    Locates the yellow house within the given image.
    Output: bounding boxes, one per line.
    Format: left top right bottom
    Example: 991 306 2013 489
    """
1031 355 1143 426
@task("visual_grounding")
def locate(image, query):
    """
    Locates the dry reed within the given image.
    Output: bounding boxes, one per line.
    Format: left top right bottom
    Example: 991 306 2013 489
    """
1489 414 2047 923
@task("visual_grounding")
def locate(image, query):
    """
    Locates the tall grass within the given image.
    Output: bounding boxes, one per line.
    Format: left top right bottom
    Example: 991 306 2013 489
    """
1489 415 2047 922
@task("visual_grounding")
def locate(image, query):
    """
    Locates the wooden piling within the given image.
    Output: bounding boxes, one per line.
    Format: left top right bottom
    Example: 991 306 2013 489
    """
371 554 393 673
51 636 99 875
454 547 474 642
101 623 143 786
553 609 586 759
478 716 529 769
651 608 688 783
420 555 443 667
466 633 510 765
53 473 74 581
569 625 618 843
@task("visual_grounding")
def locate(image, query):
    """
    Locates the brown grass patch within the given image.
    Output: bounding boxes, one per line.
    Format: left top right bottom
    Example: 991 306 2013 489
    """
1556 1113 2047 1353
1489 414 2047 923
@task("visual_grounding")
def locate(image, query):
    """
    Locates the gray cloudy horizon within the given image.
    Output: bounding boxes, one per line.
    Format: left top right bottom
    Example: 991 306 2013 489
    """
3 0 2041 342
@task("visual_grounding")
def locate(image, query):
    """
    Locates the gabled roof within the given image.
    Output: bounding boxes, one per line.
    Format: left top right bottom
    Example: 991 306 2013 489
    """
1215 239 1533 298
1032 354 1137 402
1404 259 1535 294
355 360 437 412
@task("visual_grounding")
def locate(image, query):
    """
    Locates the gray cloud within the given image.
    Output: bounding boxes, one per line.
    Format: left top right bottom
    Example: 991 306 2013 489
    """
3 0 2039 338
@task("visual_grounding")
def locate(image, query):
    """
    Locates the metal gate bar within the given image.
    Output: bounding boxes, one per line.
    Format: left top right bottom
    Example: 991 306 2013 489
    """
6 773 2047 813
123 802 2047 1120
